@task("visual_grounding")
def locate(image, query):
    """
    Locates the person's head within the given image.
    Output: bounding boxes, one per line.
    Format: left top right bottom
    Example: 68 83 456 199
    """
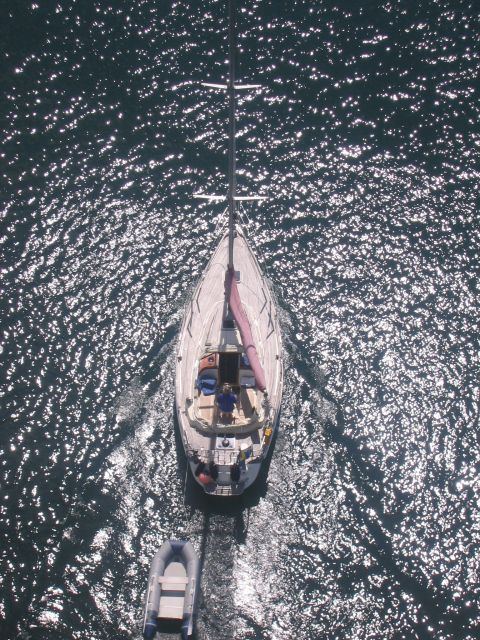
222 383 232 394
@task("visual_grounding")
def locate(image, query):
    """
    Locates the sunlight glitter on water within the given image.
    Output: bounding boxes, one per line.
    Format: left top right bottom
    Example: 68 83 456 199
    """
2 0 480 638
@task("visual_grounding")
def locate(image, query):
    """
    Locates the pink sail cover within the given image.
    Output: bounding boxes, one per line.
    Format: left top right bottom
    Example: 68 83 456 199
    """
226 267 267 392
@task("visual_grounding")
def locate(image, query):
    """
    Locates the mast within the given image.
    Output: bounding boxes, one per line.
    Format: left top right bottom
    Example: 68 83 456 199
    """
194 3 264 226
227 0 236 270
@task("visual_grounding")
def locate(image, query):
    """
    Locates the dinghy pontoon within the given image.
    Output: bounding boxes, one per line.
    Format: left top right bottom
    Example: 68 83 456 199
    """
143 540 199 639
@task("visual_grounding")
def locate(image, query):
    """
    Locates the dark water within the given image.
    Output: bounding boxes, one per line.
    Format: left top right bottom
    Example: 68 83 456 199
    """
1 1 479 639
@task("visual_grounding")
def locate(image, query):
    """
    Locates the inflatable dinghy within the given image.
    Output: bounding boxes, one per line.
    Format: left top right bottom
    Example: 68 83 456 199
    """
143 540 199 639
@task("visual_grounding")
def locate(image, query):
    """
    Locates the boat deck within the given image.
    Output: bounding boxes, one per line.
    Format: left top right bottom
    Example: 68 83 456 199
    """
185 427 262 465
158 562 187 621
175 227 283 495
196 387 257 425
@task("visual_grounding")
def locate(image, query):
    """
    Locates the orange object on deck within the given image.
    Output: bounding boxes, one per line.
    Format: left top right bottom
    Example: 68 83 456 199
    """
198 472 213 485
198 353 218 374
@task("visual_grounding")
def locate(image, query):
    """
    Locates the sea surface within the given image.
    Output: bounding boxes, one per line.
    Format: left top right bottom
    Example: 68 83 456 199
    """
1 1 479 639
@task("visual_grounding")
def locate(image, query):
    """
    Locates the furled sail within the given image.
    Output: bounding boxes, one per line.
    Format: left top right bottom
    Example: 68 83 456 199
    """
225 267 267 392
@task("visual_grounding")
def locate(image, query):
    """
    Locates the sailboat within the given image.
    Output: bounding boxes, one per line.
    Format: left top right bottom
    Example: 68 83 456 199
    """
175 0 283 496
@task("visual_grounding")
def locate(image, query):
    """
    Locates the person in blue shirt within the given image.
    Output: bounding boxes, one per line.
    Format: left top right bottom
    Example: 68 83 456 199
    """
217 383 238 420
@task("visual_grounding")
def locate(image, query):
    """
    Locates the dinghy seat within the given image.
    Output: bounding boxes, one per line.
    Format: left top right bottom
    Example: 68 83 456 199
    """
158 575 189 588
158 569 188 621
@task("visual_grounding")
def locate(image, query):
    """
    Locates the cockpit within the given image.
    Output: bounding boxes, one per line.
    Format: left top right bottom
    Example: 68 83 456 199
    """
194 349 261 431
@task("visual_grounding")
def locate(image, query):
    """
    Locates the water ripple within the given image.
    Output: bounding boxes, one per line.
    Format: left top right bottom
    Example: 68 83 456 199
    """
1 1 479 639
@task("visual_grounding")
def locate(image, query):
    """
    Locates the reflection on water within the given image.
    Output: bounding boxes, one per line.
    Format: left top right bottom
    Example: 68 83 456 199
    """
1 1 479 639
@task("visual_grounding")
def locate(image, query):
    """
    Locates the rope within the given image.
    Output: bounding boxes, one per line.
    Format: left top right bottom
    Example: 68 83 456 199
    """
183 461 190 511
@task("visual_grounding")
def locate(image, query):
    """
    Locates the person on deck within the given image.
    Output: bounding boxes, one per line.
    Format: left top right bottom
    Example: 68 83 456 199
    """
217 383 238 420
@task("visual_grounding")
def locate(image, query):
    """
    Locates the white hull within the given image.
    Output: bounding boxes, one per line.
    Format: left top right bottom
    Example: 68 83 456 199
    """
175 225 283 496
